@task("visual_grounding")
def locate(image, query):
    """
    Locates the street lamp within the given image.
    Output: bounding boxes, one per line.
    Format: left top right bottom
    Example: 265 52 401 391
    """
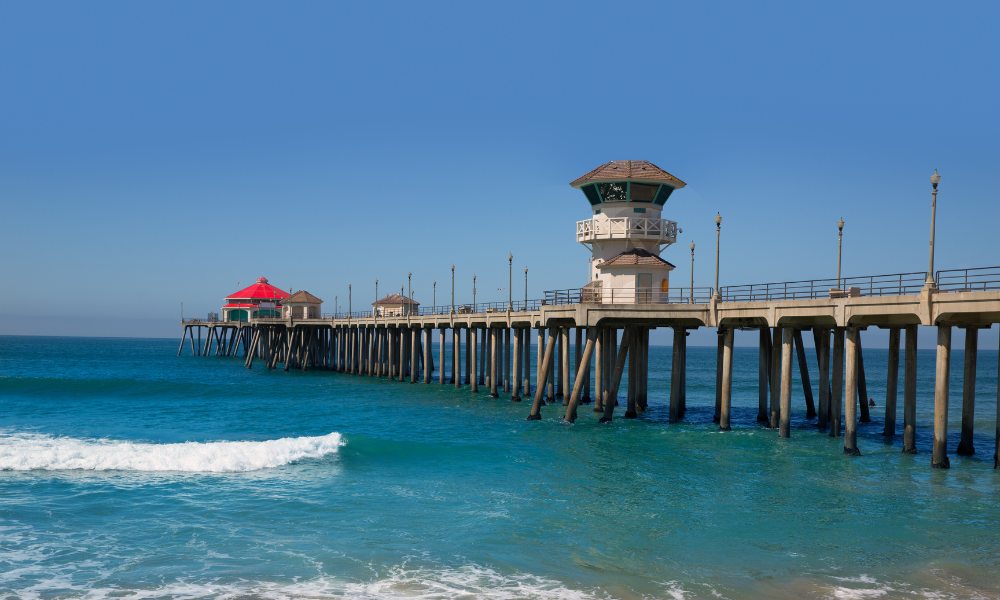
407 272 412 316
473 274 477 309
713 213 722 299
926 169 941 287
507 252 513 310
348 284 352 321
689 241 695 303
450 264 455 315
375 279 379 319
433 281 437 313
836 217 845 289
524 267 528 306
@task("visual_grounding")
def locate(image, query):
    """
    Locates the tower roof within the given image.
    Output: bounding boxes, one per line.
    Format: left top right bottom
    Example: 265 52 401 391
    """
372 293 420 306
598 248 676 269
286 290 323 304
225 277 291 301
570 160 686 189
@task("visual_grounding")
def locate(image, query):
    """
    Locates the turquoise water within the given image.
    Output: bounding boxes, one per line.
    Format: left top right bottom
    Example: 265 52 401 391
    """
0 335 998 599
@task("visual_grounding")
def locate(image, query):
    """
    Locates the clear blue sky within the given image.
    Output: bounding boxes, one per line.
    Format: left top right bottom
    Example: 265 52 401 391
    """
1 1 998 347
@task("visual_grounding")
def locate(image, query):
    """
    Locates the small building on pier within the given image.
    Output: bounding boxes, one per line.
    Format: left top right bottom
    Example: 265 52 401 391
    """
372 293 419 317
222 277 290 322
283 290 323 319
572 160 685 304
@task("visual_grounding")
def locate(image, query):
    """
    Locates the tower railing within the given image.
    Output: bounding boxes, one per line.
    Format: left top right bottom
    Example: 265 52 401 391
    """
576 217 678 244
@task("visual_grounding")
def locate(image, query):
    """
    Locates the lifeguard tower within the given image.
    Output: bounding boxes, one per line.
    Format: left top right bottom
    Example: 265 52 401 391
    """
571 160 686 303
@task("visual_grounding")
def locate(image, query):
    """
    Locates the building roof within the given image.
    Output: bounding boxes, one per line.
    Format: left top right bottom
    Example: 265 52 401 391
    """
372 293 420 306
225 277 291 301
570 160 687 189
286 290 323 304
598 248 676 269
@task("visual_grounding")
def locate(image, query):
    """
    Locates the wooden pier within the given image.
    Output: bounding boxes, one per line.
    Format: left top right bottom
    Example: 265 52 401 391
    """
181 266 1000 470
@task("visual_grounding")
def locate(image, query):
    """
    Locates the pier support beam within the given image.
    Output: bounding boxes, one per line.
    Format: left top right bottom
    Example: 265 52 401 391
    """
844 327 861 455
758 328 769 424
903 325 918 454
770 327 781 429
932 325 952 468
831 327 844 438
527 329 557 420
714 328 724 423
593 327 604 413
817 328 830 432
957 327 978 456
511 327 521 401
470 327 479 393
780 327 793 438
564 327 597 423
601 328 631 423
669 327 683 423
794 329 816 418
490 328 499 397
439 328 446 384
856 333 872 423
720 326 734 431
884 328 900 438
561 326 570 405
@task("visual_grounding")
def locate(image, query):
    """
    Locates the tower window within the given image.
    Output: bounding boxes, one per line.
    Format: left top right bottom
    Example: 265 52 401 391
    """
597 181 627 202
630 183 658 202
582 184 601 205
633 207 646 213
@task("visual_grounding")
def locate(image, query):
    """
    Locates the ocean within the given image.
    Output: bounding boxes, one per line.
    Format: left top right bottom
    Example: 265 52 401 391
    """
0 335 997 599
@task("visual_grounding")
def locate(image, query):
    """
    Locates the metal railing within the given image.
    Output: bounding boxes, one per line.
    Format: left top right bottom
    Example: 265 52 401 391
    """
576 217 678 244
935 266 1000 292
544 287 715 305
720 271 926 302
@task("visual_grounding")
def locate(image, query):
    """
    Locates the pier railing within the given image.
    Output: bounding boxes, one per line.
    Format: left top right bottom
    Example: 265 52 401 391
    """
544 287 715 305
720 271 927 302
935 266 1000 292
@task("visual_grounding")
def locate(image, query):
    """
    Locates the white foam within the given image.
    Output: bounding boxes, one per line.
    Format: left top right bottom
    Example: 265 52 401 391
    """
0 431 343 473
8 564 610 599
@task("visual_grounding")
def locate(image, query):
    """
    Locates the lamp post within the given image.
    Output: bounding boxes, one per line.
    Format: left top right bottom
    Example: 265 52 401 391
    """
507 252 513 311
524 267 528 306
689 241 695 303
375 279 379 319
473 275 477 310
433 281 437 313
348 284 352 321
335 295 338 316
450 265 455 315
713 213 722 299
407 272 412 316
836 217 845 289
926 169 941 288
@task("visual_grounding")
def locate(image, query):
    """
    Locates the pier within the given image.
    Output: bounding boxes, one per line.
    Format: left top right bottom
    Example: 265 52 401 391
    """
179 161 1000 470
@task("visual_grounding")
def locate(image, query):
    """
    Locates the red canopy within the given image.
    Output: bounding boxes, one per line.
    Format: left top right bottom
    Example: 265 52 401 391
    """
225 277 291 302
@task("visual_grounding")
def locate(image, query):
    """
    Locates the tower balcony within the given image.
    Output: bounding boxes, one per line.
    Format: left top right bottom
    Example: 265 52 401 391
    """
576 216 678 244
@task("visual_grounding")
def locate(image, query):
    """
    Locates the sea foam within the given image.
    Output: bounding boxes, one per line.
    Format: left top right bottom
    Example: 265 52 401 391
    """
0 431 343 472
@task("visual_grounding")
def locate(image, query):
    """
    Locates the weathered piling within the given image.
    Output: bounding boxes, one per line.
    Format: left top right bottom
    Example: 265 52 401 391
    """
844 327 861 455
957 327 978 456
903 325 918 453
779 327 793 438
719 326 734 431
793 329 816 418
758 328 769 423
932 325 952 468
884 328 900 438
831 327 844 438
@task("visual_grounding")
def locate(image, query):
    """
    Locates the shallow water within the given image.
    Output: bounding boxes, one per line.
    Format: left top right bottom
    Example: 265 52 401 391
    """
0 335 997 599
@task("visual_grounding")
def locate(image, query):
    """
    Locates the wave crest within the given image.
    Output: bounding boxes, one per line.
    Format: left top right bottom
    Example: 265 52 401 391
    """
0 431 343 473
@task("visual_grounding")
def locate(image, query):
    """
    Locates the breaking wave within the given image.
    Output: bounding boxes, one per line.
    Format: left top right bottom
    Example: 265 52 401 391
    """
0 431 343 472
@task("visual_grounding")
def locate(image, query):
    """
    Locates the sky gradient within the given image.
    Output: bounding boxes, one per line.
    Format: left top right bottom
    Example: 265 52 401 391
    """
1 1 998 347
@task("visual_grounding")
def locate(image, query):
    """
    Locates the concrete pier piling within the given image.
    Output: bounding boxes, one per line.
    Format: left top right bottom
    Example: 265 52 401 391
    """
779 327 793 438
903 324 918 453
758 328 769 424
957 327 978 456
769 327 781 429
831 327 844 438
793 329 816 418
844 327 861 455
816 328 830 432
719 327 734 431
932 325 952 468
884 328 900 438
